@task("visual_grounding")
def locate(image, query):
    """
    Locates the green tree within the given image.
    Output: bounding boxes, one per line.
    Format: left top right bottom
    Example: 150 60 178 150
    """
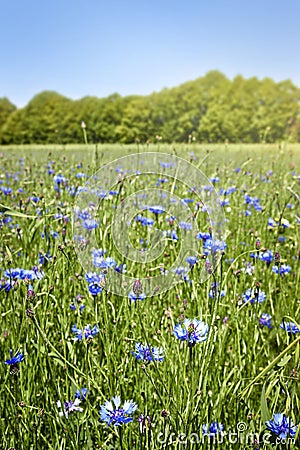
0 98 16 129
1 71 300 144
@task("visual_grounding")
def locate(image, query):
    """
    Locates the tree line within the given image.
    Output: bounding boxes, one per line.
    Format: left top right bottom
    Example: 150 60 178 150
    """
1 71 300 144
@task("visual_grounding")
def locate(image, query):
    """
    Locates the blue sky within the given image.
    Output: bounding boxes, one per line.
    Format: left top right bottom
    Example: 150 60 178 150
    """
1 0 300 107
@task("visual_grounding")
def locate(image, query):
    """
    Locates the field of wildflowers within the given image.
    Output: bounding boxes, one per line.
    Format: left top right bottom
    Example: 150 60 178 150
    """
0 143 299 449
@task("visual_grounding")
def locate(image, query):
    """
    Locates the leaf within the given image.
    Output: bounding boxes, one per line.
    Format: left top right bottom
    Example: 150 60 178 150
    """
260 384 271 423
48 353 66 368
277 354 291 367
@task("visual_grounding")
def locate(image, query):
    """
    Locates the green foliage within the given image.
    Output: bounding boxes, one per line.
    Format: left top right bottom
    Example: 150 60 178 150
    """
1 71 300 144
0 97 17 132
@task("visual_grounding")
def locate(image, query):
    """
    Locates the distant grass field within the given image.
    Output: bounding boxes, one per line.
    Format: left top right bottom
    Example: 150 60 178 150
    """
2 141 300 161
0 143 299 449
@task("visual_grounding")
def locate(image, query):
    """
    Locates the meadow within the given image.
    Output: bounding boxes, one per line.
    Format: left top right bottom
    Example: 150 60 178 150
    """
0 143 299 449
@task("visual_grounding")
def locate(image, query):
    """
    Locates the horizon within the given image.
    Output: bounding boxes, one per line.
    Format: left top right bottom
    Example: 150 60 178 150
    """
4 70 300 109
1 0 300 108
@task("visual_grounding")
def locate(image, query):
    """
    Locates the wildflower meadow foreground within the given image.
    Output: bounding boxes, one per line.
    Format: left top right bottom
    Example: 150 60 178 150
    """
0 143 299 449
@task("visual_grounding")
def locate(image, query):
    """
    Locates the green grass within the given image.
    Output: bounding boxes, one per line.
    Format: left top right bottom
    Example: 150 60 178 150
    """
0 143 299 449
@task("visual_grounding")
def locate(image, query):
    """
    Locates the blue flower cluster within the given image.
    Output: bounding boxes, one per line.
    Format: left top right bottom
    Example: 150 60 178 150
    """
244 194 262 211
272 264 291 275
71 324 98 340
3 267 45 280
242 288 266 304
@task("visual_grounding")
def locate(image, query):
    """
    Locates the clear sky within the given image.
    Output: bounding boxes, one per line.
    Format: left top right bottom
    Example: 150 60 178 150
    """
1 0 300 108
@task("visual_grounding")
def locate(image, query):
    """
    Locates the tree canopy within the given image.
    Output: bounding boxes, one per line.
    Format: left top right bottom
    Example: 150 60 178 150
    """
1 71 300 144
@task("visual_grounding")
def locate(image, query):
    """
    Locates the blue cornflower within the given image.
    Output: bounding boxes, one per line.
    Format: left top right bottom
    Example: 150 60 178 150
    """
88 282 102 296
57 399 83 418
39 251 52 265
82 219 98 230
253 201 262 211
268 218 276 228
92 248 107 258
196 232 211 241
96 189 107 199
4 268 22 279
278 236 286 243
128 291 146 301
220 198 230 207
53 174 67 185
132 343 164 363
115 263 126 273
148 205 165 215
266 413 298 439
70 303 85 312
179 221 193 230
75 388 88 400
162 229 179 241
203 238 226 255
173 267 187 275
279 218 290 228
76 172 87 179
202 422 224 437
244 262 254 275
208 282 225 298
85 272 104 284
242 288 266 304
244 194 261 206
173 318 209 347
280 322 300 334
100 396 138 426
0 279 16 292
22 268 45 280
259 313 272 329
160 162 175 169
30 196 39 203
259 250 273 265
0 186 12 195
224 186 236 195
172 267 190 281
272 264 291 275
99 257 117 269
200 204 212 213
77 209 92 221
71 324 98 340
181 198 194 204
140 217 154 226
5 349 24 374
186 256 198 267
4 349 25 366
